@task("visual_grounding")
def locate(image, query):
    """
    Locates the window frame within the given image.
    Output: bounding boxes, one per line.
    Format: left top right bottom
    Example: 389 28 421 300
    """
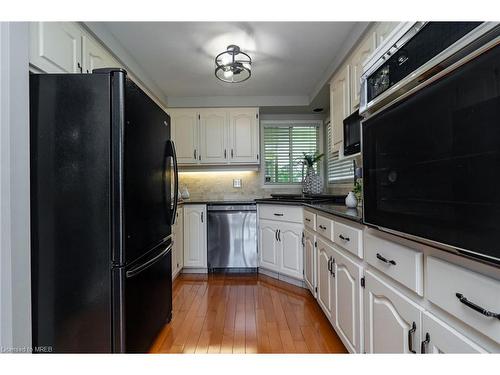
260 120 323 188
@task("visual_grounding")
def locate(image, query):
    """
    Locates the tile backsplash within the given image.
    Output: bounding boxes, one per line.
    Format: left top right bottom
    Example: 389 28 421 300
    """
179 170 302 201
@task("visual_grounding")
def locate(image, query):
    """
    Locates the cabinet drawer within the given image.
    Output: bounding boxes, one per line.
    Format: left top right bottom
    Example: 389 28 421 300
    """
316 214 334 241
333 221 363 258
426 256 500 344
258 204 303 224
303 210 316 231
364 231 423 295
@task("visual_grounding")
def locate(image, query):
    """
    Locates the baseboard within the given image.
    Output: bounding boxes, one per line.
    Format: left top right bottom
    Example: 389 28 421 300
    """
258 268 306 289
181 267 208 274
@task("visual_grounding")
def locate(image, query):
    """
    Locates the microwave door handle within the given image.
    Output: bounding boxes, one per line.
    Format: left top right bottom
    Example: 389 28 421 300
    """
166 140 179 225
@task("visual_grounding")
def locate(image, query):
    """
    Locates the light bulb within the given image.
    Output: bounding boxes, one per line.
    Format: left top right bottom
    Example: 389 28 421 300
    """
242 62 251 71
223 69 233 79
220 54 232 65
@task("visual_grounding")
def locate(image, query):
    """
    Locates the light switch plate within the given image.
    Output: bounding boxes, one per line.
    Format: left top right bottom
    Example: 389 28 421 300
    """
233 179 242 188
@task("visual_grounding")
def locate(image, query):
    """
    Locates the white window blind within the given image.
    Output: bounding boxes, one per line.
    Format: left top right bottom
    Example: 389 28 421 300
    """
327 121 355 184
264 123 320 184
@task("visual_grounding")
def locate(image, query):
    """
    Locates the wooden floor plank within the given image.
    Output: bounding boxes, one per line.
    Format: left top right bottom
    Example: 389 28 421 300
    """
150 273 347 354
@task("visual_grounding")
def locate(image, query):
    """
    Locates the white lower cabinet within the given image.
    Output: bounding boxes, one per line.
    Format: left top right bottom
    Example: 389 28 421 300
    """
183 205 207 269
303 229 316 296
258 219 303 280
332 246 363 353
364 269 422 353
421 311 486 353
317 238 335 321
172 206 184 279
259 219 280 272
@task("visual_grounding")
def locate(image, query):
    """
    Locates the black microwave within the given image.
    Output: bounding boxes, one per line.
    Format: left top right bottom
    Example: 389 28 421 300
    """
362 38 500 264
343 110 362 156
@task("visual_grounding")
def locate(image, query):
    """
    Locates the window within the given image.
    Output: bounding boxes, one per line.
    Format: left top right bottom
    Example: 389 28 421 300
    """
263 122 321 184
326 121 355 184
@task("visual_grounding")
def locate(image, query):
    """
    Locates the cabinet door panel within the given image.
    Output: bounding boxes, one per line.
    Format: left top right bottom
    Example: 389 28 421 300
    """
259 220 280 272
170 109 199 164
304 230 316 295
330 65 350 153
30 22 82 73
229 109 259 163
200 109 228 164
183 205 207 268
364 270 421 353
279 223 303 280
333 246 362 353
82 36 119 73
317 238 334 320
350 35 375 112
421 312 486 353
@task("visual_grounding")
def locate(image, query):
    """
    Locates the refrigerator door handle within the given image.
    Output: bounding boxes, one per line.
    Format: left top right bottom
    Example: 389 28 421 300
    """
166 139 179 225
126 243 172 279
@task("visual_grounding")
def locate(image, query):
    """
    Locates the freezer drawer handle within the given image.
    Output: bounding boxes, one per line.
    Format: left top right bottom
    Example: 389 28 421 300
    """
455 293 500 319
126 244 172 278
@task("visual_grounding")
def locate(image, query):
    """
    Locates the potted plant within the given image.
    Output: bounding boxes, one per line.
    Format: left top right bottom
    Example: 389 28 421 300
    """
299 152 324 195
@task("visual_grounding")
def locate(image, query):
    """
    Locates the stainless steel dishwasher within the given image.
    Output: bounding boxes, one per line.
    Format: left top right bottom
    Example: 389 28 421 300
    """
207 204 257 272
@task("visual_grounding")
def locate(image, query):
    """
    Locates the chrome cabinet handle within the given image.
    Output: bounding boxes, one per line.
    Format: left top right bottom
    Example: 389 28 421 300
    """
338 234 350 241
376 253 396 265
421 333 430 354
408 322 416 353
455 293 500 319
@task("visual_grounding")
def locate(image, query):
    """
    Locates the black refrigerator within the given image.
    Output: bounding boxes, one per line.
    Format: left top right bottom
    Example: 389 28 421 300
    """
30 68 179 353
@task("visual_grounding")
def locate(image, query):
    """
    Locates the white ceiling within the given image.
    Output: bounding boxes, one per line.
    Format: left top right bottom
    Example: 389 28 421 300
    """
93 22 367 108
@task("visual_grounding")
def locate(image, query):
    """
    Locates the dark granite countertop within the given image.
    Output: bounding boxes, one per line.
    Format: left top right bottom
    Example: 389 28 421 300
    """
180 198 363 223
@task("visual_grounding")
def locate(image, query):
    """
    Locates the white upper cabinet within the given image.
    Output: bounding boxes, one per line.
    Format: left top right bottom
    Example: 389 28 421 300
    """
332 246 363 353
30 22 83 73
373 22 400 49
170 107 259 166
228 108 259 163
303 229 316 296
199 109 228 164
183 205 207 268
364 270 422 353
82 35 119 73
349 34 375 113
421 311 486 353
330 64 350 153
170 109 199 164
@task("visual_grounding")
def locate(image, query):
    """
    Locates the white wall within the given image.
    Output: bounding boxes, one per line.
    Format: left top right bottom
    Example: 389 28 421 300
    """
0 22 32 352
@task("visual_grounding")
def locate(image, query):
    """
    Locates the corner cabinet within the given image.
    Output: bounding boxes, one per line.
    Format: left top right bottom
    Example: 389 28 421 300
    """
183 205 207 269
170 107 259 166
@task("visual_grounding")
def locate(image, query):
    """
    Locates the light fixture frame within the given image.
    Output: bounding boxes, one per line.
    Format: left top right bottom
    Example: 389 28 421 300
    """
215 44 252 83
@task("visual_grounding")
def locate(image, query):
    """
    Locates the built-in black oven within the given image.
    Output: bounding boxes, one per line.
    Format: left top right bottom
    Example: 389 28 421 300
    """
343 110 361 156
363 31 500 264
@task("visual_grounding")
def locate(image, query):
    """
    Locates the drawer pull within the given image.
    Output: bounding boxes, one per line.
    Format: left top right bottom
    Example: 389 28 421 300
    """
305 218 311 222
273 213 284 217
319 225 327 230
421 333 430 354
455 293 500 320
338 234 350 241
376 253 396 265
408 322 416 353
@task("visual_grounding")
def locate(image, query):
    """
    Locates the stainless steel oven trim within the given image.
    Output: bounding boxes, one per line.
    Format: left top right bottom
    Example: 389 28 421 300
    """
365 224 500 266
360 22 500 116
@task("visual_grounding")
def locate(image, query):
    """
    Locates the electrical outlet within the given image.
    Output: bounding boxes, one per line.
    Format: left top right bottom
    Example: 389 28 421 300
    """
233 179 242 188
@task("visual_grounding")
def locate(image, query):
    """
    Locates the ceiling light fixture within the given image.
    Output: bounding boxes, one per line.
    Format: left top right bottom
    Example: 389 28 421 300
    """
215 45 252 83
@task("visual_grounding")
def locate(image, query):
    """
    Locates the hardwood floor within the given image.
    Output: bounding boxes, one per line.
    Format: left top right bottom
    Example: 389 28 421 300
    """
150 273 347 354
